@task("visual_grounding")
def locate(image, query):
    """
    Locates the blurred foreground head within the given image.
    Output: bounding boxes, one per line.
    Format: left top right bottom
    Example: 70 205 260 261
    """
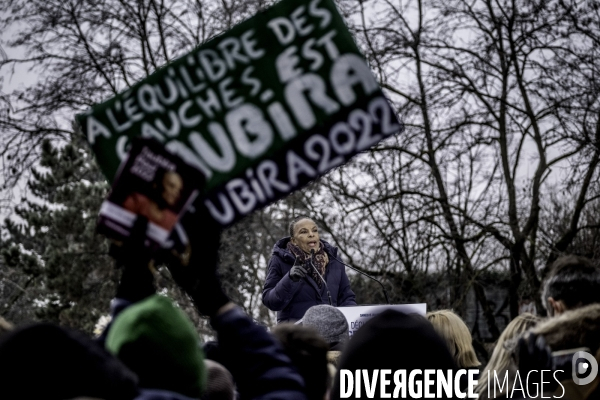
331 309 457 399
427 309 480 369
106 294 206 398
542 255 600 317
201 359 235 400
272 323 330 400
0 323 138 400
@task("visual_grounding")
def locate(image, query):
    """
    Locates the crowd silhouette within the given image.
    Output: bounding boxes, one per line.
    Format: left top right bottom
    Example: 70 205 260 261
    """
2 209 600 400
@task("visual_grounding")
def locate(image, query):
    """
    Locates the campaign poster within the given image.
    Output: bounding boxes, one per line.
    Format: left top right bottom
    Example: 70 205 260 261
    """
76 0 404 227
98 138 203 246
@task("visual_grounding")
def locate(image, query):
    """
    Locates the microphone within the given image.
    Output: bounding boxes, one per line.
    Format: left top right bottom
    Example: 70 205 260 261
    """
310 249 332 305
329 253 390 304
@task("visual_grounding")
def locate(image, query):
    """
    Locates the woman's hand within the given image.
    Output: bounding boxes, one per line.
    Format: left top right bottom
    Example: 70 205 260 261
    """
289 265 307 282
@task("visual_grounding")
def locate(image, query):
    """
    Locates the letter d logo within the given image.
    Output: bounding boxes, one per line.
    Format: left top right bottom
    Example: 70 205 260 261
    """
572 351 598 385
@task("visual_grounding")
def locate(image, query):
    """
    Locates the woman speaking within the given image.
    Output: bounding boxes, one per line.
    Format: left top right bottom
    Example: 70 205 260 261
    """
262 216 356 323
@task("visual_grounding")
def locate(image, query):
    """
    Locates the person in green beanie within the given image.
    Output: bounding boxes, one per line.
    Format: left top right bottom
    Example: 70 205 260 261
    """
105 206 308 400
106 295 206 399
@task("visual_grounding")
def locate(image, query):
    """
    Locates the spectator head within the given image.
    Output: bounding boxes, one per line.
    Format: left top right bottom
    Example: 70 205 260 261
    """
475 313 540 399
531 303 600 355
541 255 600 317
272 323 329 400
0 323 138 400
331 309 457 399
520 304 600 398
427 309 481 369
302 304 349 350
106 295 206 398
201 359 235 400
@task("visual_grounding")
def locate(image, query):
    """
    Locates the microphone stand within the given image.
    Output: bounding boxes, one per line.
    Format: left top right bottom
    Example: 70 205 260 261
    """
329 253 390 304
310 249 332 305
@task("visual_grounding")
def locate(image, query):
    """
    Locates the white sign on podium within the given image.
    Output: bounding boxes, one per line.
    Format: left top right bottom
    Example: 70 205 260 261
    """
336 304 427 336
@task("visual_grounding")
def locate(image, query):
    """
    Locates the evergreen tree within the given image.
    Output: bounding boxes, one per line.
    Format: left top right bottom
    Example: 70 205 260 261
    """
1 134 116 334
0 132 286 334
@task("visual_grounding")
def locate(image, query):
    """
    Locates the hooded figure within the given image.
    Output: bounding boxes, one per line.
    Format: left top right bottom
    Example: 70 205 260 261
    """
516 303 600 400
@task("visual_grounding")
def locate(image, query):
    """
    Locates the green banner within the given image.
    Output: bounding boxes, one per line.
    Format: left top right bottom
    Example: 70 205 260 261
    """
76 0 403 226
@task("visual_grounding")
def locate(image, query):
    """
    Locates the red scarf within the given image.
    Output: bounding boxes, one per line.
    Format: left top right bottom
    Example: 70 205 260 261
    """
287 240 329 288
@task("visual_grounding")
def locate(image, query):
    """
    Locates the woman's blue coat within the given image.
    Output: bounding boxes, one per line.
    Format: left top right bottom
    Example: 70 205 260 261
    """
262 237 356 323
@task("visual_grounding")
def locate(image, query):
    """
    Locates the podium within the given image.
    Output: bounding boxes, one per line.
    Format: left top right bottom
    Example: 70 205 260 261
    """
336 304 427 336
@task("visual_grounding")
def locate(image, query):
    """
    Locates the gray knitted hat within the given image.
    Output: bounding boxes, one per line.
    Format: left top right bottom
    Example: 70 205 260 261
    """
302 305 349 345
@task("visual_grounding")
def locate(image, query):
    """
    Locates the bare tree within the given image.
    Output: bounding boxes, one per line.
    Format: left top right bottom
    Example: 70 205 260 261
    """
291 0 600 339
0 0 272 198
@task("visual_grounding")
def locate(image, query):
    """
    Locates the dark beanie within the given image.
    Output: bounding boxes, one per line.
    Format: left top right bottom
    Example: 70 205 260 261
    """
0 323 139 400
106 295 206 398
331 309 457 400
